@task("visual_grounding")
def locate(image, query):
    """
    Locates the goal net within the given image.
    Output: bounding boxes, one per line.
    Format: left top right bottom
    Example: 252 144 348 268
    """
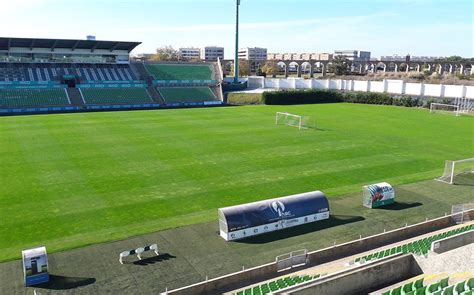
276 112 312 130
436 158 474 185
430 103 461 116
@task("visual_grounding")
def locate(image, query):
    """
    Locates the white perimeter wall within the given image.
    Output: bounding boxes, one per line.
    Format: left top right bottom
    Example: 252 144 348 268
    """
247 76 474 99
370 81 385 93
405 83 423 96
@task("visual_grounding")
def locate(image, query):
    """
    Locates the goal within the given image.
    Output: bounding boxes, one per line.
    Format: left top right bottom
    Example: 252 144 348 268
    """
276 112 312 130
430 103 461 116
436 158 474 185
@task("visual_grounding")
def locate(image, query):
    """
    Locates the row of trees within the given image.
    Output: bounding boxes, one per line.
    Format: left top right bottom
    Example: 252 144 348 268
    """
150 46 179 61
434 56 474 63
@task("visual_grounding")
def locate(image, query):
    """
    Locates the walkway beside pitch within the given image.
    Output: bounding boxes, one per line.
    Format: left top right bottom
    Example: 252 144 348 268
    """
0 179 472 294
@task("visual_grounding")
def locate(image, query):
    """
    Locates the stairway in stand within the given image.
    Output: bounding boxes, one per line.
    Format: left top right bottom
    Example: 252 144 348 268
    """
147 86 165 103
66 88 85 106
130 63 153 82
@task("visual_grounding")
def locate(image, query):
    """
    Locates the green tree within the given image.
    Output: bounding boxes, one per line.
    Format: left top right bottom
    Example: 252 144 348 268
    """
446 56 463 62
230 59 250 77
330 56 350 75
261 60 279 77
151 46 179 61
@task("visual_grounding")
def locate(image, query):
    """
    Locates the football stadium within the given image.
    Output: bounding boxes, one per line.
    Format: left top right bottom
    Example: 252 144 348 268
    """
1 2 474 295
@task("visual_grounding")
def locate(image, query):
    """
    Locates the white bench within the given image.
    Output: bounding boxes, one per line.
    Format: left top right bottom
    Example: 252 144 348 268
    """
119 244 159 264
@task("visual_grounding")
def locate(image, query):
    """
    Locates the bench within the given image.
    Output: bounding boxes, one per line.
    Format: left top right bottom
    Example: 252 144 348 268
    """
119 244 159 264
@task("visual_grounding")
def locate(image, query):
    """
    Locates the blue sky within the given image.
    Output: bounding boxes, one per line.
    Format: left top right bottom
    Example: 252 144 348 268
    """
1 0 472 58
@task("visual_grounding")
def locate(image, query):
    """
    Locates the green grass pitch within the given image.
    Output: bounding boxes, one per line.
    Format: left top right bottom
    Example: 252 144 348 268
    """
0 103 472 262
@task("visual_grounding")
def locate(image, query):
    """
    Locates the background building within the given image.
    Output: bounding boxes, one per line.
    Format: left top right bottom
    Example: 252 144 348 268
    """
334 50 371 62
201 46 224 61
238 47 267 61
132 53 154 62
268 52 332 61
267 53 296 60
178 48 201 60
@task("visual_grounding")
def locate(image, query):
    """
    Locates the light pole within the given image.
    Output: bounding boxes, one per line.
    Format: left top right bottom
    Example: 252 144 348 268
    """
234 0 240 84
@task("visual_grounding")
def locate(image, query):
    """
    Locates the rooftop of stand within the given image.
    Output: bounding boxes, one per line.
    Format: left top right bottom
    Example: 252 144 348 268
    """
0 37 141 52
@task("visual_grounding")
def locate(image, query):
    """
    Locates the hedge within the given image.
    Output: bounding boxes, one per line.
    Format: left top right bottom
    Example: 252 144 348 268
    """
262 89 344 105
343 92 393 105
260 89 423 108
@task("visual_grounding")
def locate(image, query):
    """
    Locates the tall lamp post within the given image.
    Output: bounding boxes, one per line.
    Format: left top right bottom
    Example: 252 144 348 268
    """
234 0 241 84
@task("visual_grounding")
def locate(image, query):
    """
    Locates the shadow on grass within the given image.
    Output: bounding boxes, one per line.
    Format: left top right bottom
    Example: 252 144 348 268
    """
309 127 328 132
373 201 423 211
234 214 365 244
453 175 474 186
132 253 176 266
35 275 96 290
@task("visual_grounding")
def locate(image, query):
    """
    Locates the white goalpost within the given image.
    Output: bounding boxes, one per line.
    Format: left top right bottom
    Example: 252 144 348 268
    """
276 112 311 130
430 103 461 116
436 158 474 185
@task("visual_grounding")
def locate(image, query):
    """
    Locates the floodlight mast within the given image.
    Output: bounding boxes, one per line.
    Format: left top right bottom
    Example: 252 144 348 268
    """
234 0 241 84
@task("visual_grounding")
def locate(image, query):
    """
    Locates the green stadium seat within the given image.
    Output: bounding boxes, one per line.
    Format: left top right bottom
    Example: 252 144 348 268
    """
461 291 473 295
269 283 278 291
351 226 474 273
402 281 414 294
81 87 152 104
285 277 296 286
277 281 287 288
441 285 454 295
427 282 440 294
467 278 474 290
0 87 70 108
158 87 218 103
414 278 425 289
391 286 402 295
416 286 427 295
145 64 214 81
456 281 466 294
382 291 391 295
438 277 449 289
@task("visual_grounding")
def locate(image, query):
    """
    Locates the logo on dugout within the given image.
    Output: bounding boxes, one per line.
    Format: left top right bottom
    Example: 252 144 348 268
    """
271 201 291 218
